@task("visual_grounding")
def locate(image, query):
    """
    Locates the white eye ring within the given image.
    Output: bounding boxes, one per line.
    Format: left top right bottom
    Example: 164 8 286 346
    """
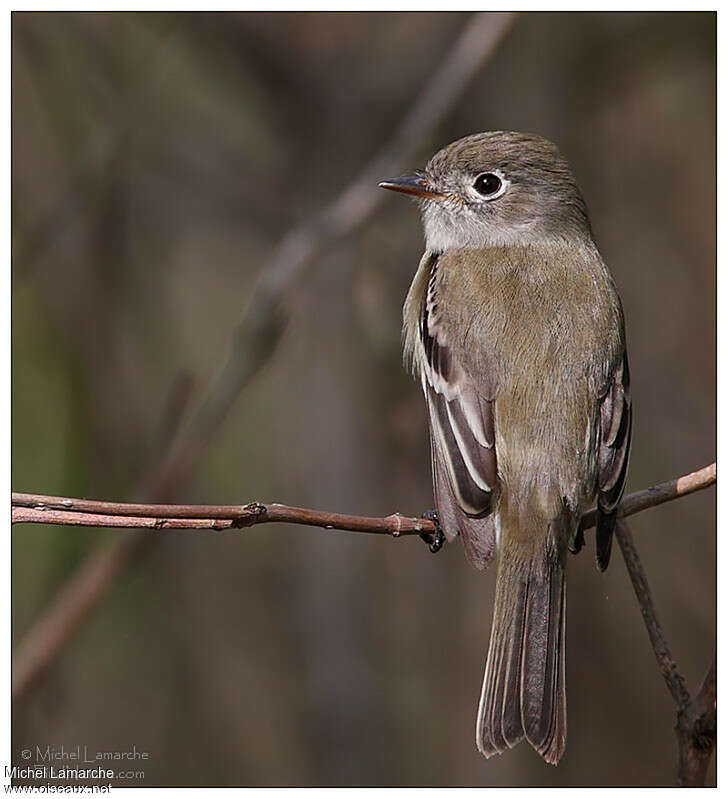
470 169 509 201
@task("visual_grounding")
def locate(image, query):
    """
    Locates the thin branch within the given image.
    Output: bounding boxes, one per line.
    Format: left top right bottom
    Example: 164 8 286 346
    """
12 13 517 702
10 501 432 536
615 521 691 707
615 517 716 786
676 654 717 787
12 462 716 535
581 461 715 529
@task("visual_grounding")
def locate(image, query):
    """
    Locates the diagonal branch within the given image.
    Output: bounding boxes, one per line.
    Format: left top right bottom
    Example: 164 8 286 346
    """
11 12 518 702
615 516 716 786
615 521 691 707
151 12 518 497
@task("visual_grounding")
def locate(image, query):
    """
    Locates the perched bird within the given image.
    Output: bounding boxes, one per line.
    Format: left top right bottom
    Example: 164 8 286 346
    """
379 132 631 765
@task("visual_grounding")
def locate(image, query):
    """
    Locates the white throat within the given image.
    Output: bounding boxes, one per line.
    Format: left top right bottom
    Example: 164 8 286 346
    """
421 202 538 251
421 201 583 251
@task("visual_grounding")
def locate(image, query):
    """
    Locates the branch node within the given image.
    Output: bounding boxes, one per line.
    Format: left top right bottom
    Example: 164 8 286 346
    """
231 502 267 528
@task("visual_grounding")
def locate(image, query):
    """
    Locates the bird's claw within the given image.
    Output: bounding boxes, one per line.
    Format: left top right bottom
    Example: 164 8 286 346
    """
420 509 445 554
569 522 585 555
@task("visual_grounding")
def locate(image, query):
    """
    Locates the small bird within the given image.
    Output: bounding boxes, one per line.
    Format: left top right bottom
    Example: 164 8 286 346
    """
379 132 631 765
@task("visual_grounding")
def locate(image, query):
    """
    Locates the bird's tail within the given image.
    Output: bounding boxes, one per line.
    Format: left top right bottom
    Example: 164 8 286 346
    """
476 532 567 765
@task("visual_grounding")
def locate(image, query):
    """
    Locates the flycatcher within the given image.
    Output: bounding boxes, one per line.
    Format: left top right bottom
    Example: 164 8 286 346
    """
380 132 631 765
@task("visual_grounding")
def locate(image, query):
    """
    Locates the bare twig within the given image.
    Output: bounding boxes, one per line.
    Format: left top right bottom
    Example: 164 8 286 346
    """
10 504 431 535
12 462 716 535
676 654 717 787
12 13 517 701
581 462 715 529
615 519 716 786
152 369 196 463
615 521 691 707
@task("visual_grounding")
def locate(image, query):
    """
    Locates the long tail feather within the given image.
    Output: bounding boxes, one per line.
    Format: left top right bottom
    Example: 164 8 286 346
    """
476 543 567 765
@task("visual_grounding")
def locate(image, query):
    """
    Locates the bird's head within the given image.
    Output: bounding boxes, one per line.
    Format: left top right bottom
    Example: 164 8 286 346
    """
380 131 591 251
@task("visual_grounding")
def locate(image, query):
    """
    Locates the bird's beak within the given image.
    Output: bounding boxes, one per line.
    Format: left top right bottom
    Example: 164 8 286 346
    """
378 174 443 199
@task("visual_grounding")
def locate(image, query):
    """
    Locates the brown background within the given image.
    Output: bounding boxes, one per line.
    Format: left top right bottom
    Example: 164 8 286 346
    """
12 11 716 787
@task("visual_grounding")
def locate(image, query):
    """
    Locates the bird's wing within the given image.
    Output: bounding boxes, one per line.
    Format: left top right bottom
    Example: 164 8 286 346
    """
419 253 497 569
595 351 632 570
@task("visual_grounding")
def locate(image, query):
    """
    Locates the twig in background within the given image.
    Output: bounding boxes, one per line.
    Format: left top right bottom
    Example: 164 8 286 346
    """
11 535 146 701
153 11 518 494
151 369 196 464
11 12 517 702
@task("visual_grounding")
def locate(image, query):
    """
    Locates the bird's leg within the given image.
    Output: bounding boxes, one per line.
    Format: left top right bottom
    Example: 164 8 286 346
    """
420 509 445 554
569 520 585 555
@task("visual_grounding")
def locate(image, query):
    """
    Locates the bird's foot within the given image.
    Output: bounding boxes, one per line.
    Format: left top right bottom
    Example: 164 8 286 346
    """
569 522 585 555
420 509 445 554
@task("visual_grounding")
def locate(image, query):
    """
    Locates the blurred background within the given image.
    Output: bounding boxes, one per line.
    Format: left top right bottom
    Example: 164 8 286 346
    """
12 11 715 788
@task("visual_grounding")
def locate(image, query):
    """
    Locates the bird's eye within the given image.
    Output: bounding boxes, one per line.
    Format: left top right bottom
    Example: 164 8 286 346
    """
473 172 504 198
